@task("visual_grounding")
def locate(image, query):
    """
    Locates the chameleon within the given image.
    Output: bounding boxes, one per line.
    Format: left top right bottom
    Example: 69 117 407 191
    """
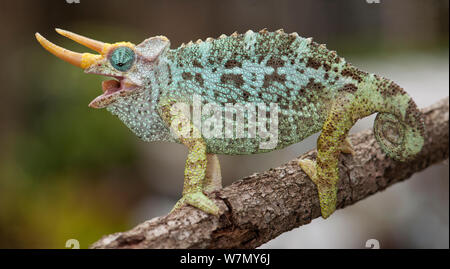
35 28 424 219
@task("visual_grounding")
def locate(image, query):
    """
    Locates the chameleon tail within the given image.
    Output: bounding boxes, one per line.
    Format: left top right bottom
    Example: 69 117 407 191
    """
366 76 425 161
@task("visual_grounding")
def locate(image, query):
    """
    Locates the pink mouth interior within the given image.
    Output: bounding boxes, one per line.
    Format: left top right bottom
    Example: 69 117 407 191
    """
102 79 122 95
89 77 137 108
88 78 124 108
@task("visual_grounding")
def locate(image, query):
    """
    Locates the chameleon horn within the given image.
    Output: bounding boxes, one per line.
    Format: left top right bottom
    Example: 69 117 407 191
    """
35 33 101 69
35 32 85 68
55 28 107 53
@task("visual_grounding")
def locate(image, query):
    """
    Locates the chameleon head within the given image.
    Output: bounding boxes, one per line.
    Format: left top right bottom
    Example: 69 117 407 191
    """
35 29 170 108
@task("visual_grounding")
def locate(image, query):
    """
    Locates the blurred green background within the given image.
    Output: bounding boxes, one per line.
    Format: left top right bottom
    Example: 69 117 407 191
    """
0 0 448 248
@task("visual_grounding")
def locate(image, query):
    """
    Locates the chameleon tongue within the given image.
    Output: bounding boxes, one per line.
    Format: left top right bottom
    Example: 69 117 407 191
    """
102 79 121 93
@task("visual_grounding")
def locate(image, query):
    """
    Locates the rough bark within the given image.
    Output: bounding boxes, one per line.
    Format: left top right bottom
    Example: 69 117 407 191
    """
91 97 449 249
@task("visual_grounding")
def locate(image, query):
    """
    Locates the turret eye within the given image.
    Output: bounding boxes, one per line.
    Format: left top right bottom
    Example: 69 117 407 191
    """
109 47 135 72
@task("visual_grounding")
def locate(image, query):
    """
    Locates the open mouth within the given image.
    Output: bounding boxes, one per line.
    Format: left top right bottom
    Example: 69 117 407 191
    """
89 77 136 108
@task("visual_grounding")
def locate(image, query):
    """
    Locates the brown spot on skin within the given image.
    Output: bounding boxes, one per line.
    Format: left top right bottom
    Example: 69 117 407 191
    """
242 91 250 101
287 34 296 45
333 67 338 72
323 63 331 72
341 69 353 79
167 65 173 85
193 60 203 68
221 74 244 88
212 67 217 72
306 58 321 69
263 73 286 88
208 58 214 65
195 73 204 87
258 55 265 64
405 99 425 136
292 78 327 112
381 81 407 97
224 59 242 69
324 73 329 80
341 65 367 83
182 72 193 80
339 83 358 93
304 78 325 92
266 56 285 69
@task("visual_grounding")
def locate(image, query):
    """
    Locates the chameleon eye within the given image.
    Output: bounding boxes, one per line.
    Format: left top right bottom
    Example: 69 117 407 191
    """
109 46 135 72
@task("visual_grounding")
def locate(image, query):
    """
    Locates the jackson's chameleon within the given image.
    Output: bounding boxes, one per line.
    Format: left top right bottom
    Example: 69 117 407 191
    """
35 29 424 218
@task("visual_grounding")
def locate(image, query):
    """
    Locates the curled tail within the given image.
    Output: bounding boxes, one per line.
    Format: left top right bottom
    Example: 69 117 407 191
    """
366 75 425 161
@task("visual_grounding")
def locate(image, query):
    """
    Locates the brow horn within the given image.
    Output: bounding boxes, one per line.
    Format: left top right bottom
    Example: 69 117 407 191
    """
55 28 107 53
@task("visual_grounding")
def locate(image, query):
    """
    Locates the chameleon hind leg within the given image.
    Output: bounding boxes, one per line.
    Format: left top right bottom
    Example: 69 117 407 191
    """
299 99 358 218
160 99 220 216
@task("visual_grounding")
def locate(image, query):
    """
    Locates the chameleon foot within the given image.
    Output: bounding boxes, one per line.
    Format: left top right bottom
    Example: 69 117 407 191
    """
340 138 355 155
170 192 220 216
298 159 337 219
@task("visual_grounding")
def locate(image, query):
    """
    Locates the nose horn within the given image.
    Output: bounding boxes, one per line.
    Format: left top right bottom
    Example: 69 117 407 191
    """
55 28 107 53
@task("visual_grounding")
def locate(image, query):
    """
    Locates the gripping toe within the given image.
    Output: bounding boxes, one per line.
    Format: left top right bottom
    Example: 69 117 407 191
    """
170 192 220 216
298 159 318 184
340 138 355 155
298 158 337 219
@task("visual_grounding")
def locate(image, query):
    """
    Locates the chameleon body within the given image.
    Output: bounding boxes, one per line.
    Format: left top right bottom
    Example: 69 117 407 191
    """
36 29 425 218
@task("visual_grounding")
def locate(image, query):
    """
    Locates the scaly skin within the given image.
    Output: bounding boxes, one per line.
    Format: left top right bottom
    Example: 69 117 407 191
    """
36 29 425 218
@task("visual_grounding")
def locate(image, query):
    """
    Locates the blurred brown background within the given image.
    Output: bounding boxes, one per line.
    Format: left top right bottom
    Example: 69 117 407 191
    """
0 0 448 248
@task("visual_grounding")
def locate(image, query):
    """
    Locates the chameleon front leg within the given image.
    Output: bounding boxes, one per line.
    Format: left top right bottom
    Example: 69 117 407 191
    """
159 99 220 215
299 99 359 219
171 139 220 215
203 153 222 193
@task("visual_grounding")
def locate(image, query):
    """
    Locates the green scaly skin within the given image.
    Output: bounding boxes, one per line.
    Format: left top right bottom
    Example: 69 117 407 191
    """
41 29 425 218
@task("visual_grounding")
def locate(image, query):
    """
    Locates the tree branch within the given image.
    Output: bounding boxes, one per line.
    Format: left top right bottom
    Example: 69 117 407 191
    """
91 97 449 249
